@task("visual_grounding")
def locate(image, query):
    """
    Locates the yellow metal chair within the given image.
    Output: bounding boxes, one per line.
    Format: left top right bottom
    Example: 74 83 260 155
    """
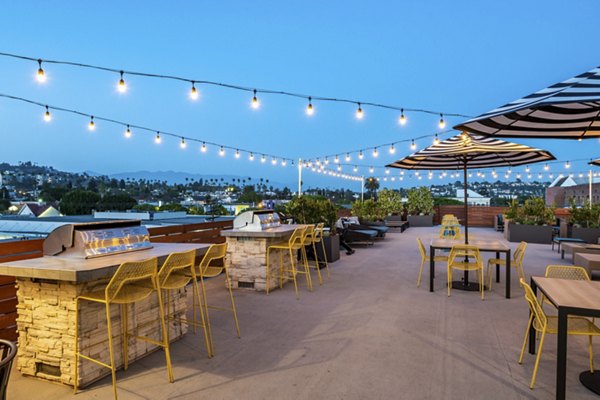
518 278 600 389
486 241 527 291
74 258 173 400
157 249 213 358
313 222 331 280
541 265 591 310
447 244 485 300
416 238 448 287
439 225 461 240
195 243 241 351
301 224 323 286
266 226 307 298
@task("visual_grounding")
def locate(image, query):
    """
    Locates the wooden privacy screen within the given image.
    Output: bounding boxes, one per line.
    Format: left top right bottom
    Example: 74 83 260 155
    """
148 220 233 244
0 239 44 341
434 206 508 227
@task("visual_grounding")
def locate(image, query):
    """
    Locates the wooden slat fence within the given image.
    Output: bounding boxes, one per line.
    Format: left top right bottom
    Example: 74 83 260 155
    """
148 220 233 244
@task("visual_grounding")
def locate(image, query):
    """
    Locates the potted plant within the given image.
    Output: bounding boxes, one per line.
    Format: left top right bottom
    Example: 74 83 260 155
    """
568 198 600 243
406 187 435 227
285 196 340 262
351 198 386 223
505 197 555 244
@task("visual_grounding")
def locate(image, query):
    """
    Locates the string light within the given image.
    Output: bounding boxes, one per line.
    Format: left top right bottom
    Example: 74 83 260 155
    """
399 109 407 125
282 160 287 166
358 150 364 160
251 89 260 109
249 152 254 161
201 142 207 152
337 165 342 171
355 103 364 119
117 70 127 93
369 166 374 173
155 131 161 144
372 148 379 158
389 144 395 154
410 140 416 150
353 166 358 172
124 125 132 138
180 137 187 149
36 59 46 83
235 149 240 158
385 168 390 174
306 97 314 116
271 157 277 165
43 106 51 122
525 165 530 173
190 81 199 100
438 114 445 129
88 116 95 131
261 154 266 163
345 153 351 162
433 133 440 145
544 164 549 171
565 161 571 169
334 155 339 164
219 146 225 156
324 157 330 165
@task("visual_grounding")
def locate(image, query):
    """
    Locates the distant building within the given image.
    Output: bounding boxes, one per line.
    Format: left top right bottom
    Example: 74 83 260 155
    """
17 202 62 218
545 175 600 207
450 189 490 206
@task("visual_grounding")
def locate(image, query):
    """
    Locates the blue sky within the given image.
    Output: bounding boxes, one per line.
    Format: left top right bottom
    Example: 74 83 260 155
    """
0 1 598 189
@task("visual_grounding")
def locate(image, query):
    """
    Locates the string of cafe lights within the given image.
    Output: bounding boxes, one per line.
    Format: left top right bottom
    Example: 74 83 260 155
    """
0 51 472 125
0 93 296 166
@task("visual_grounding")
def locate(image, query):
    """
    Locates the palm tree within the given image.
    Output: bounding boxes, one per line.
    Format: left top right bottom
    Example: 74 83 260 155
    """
364 177 380 200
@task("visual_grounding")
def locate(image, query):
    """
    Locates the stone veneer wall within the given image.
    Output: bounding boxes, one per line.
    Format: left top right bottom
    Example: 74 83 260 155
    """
16 277 187 387
226 236 294 292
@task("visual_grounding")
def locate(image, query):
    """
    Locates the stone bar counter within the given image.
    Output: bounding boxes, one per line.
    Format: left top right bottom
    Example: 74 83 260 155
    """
0 242 209 388
221 225 302 292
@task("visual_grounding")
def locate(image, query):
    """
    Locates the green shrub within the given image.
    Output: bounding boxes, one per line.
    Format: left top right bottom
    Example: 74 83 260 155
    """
351 199 386 221
506 197 555 225
286 196 338 233
377 189 404 215
569 198 600 228
406 187 434 215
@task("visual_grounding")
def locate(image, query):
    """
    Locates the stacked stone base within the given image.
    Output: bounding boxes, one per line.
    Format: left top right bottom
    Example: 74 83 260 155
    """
226 236 294 291
16 277 187 387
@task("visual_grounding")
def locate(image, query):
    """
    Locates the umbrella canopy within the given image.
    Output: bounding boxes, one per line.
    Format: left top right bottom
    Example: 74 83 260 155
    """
386 133 555 242
454 66 600 139
590 158 600 167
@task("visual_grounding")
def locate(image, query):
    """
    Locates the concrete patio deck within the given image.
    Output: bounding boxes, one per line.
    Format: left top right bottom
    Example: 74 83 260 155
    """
8 227 599 399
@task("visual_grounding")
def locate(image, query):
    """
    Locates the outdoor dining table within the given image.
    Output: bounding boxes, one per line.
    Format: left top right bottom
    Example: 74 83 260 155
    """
429 238 512 298
529 277 600 399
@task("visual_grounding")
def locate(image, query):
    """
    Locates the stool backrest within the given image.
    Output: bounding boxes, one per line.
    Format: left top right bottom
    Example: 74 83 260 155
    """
303 225 316 246
314 223 325 243
545 265 590 281
106 257 158 303
514 241 527 264
289 226 307 248
157 249 196 287
197 243 228 276
520 278 547 329
448 244 481 266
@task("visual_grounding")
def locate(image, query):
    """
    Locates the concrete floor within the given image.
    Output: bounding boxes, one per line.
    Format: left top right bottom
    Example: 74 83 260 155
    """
8 227 600 399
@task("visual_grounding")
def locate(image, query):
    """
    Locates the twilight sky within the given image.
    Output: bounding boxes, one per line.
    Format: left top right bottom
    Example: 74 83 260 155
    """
0 1 598 189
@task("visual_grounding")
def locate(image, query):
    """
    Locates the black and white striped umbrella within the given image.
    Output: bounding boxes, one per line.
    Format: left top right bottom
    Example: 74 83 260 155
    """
589 158 600 167
386 133 554 246
386 133 555 170
454 66 600 139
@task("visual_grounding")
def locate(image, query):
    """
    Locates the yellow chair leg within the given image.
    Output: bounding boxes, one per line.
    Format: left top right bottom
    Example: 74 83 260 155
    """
154 283 174 383
288 248 299 299
279 250 284 289
320 239 330 278
121 304 129 370
590 335 595 372
417 258 425 287
265 248 270 295
519 314 533 364
312 242 323 286
74 298 80 395
480 268 484 300
301 247 313 291
487 263 493 291
447 266 452 297
105 303 118 400
199 275 215 356
530 330 547 389
224 269 241 338
192 278 213 358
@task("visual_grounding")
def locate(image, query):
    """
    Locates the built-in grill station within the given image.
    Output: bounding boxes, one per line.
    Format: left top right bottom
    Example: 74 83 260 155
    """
233 210 281 231
43 220 152 259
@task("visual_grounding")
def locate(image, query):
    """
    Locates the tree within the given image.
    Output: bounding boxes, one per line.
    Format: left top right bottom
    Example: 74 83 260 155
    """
0 198 10 212
159 203 188 212
188 205 205 215
133 203 157 212
210 204 229 216
364 177 380 199
377 189 404 215
60 190 101 215
238 185 262 204
96 194 137 211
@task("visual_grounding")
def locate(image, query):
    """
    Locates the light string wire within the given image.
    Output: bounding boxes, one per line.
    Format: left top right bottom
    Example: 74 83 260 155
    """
0 51 472 119
0 92 296 164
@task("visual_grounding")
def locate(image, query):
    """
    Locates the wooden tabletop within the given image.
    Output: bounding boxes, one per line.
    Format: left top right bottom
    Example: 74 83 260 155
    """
430 238 510 252
532 277 600 311
0 243 211 283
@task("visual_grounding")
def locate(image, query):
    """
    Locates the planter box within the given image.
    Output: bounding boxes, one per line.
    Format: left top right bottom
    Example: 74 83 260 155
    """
316 234 340 263
407 215 433 227
506 222 553 244
571 227 600 244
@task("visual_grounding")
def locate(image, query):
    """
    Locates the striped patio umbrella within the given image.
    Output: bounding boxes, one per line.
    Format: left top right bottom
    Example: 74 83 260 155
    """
590 158 600 167
386 133 555 242
454 66 600 139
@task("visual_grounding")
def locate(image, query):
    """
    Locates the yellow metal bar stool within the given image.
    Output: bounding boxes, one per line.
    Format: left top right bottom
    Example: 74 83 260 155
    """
266 226 307 298
74 257 173 400
302 224 323 286
157 249 213 359
314 223 331 279
194 243 241 355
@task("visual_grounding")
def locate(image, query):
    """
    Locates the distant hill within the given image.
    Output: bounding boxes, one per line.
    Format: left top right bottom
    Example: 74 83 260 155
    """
105 170 289 188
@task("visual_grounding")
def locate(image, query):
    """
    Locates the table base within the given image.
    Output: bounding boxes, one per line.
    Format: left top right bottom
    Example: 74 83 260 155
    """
452 281 486 291
580 371 600 395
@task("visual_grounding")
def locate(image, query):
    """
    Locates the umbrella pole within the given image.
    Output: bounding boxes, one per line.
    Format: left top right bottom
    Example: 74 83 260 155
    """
464 163 469 244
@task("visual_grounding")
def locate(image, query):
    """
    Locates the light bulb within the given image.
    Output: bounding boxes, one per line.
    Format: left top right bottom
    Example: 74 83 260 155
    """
355 103 364 119
389 144 396 154
565 161 571 169
261 154 266 163
219 146 225 156
201 142 207 152
525 165 530 173
36 59 46 83
271 157 277 165
353 166 358 172
544 164 549 171
124 125 132 138
337 165 342 171
88 116 96 131
345 153 351 162
507 168 512 174
155 132 161 144
249 153 254 161
306 97 314 116
282 160 287 166
385 169 390 174
358 150 364 160
438 114 446 129
190 82 199 100
251 89 260 109
235 149 240 158
324 157 329 165
434 134 440 145
399 109 407 125
410 140 416 150
369 166 374 173
180 138 187 149
117 71 127 93
372 148 379 157
334 155 339 164
43 106 51 122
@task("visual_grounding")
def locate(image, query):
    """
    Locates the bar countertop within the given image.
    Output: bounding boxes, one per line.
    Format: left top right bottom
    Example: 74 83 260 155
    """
221 224 303 238
0 242 210 283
